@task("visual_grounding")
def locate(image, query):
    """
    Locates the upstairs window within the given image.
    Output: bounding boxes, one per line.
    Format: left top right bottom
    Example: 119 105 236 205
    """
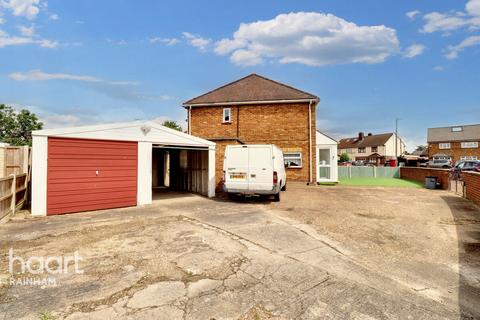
461 141 478 148
439 143 451 149
358 147 366 153
222 108 231 123
371 146 378 153
451 127 463 132
284 152 302 168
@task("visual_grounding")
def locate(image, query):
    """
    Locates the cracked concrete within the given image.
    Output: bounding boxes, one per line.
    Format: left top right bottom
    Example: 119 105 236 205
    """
0 184 479 319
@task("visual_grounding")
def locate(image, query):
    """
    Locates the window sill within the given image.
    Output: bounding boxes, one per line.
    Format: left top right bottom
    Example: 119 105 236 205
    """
222 121 232 125
286 166 303 169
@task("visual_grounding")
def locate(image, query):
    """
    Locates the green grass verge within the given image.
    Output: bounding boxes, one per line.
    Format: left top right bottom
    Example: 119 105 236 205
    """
338 178 423 188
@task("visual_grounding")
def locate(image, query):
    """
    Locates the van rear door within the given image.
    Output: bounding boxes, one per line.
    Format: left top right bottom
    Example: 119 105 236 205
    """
225 146 249 191
248 145 273 191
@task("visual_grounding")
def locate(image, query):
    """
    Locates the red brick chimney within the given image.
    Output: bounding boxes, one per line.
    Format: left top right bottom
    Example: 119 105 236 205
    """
358 132 365 141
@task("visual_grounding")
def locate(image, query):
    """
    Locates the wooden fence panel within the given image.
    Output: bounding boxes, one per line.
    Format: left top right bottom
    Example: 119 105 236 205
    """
4 146 29 176
0 173 28 222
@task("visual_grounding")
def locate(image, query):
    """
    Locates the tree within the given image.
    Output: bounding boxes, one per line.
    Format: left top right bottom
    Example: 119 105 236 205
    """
415 145 427 152
339 153 350 162
0 104 43 146
162 120 182 132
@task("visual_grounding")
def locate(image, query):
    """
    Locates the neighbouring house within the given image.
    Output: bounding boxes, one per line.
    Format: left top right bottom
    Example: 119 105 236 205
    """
31 121 216 216
183 74 319 189
338 132 406 165
316 131 338 182
427 124 480 163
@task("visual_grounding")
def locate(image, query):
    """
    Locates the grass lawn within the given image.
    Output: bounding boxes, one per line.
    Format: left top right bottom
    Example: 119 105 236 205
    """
338 178 423 188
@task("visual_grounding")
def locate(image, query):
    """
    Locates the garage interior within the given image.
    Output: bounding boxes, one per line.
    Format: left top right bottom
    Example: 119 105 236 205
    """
152 146 209 199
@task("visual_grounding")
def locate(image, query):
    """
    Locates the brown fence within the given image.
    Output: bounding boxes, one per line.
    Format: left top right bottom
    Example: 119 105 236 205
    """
0 173 28 222
1 146 29 178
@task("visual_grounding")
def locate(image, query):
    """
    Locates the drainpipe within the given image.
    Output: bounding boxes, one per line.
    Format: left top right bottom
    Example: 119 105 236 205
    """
308 100 313 185
188 106 192 135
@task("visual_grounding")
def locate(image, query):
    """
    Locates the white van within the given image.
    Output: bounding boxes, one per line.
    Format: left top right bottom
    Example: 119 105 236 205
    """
223 145 287 201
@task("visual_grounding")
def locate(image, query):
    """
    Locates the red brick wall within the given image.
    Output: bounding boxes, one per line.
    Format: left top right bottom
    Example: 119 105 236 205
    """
190 103 316 183
399 167 450 190
463 172 480 207
428 142 480 163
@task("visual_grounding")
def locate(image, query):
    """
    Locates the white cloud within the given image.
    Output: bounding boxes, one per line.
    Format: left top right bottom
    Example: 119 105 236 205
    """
8 71 178 103
230 49 263 66
0 29 57 48
213 12 400 67
445 35 480 59
10 70 102 82
433 65 445 72
49 13 58 20
9 70 140 85
149 37 179 46
17 24 35 37
406 10 421 20
403 44 426 58
107 38 128 45
0 17 5 24
1 0 41 20
421 0 480 33
421 12 471 33
182 32 211 52
466 0 480 16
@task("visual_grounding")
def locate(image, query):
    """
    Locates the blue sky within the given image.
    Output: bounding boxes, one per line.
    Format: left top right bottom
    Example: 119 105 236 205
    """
1 0 479 151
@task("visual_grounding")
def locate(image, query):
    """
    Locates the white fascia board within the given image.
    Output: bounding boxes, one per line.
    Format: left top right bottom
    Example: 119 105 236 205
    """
32 120 216 147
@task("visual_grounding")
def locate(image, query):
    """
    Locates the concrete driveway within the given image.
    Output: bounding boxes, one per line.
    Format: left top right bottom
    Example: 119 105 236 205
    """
0 184 479 319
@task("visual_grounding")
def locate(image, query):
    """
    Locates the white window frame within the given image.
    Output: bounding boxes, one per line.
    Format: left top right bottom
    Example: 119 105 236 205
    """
460 156 478 161
438 143 451 149
451 127 463 132
461 141 478 149
222 108 231 123
358 147 366 153
284 152 303 168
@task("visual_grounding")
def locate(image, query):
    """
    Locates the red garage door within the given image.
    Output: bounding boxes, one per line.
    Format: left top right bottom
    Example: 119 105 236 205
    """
47 137 138 215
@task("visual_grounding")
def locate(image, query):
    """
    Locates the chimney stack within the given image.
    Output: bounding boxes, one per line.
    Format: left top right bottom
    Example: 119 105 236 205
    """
358 132 365 140
368 133 372 136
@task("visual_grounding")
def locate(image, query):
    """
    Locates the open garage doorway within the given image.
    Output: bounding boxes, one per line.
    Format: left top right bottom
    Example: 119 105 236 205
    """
152 146 209 200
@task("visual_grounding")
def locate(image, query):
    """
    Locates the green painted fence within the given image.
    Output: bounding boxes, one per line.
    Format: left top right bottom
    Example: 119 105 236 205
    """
338 166 400 179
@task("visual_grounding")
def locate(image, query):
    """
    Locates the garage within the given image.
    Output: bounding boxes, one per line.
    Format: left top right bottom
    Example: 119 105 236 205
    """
31 121 216 216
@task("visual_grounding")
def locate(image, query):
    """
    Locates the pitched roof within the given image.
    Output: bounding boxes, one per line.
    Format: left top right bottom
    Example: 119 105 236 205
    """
338 133 393 149
427 124 480 142
183 74 319 106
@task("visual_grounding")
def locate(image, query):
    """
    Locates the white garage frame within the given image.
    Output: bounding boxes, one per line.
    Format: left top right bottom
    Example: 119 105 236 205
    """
31 121 216 216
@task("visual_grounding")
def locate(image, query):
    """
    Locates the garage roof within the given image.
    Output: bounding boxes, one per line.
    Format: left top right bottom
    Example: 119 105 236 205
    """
33 120 215 147
183 74 319 106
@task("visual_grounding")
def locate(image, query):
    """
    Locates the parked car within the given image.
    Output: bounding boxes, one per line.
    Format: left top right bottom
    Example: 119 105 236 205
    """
352 160 365 166
223 145 286 201
451 160 480 176
427 159 453 169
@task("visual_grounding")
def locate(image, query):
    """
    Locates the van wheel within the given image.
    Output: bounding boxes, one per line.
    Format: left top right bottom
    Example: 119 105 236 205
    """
227 193 237 201
281 182 287 191
273 192 280 202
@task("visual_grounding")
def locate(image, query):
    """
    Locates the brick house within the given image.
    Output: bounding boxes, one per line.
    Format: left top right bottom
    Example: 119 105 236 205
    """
338 132 406 165
183 74 319 189
427 124 480 163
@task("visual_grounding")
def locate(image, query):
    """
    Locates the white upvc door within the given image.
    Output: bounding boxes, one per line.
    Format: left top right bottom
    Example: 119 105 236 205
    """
317 146 336 182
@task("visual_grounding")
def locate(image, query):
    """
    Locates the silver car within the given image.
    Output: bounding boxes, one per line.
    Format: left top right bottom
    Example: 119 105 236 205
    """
428 159 453 169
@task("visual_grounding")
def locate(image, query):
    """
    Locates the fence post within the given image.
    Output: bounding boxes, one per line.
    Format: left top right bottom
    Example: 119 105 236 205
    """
348 166 352 179
10 174 16 215
374 166 377 178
